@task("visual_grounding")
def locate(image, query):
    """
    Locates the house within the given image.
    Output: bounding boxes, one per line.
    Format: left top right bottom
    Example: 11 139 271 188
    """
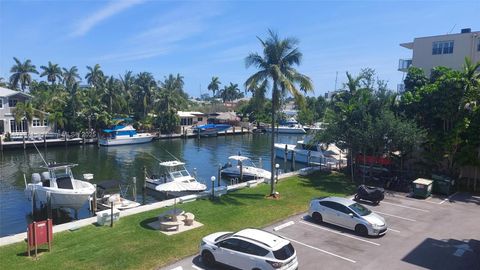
208 111 240 125
177 111 208 128
398 28 480 91
0 87 51 137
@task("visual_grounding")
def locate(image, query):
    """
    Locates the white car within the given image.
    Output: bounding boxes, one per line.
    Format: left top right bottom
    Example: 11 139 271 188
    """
308 196 387 236
200 228 298 270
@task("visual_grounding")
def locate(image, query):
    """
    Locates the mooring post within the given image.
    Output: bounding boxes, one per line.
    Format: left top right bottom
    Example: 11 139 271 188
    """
64 133 67 146
31 186 36 220
239 160 243 182
233 126 235 135
74 209 78 220
142 167 147 205
92 184 97 215
44 134 47 149
291 151 296 171
307 151 311 167
132 177 137 202
23 135 26 149
284 145 288 166
241 126 244 134
110 202 114 227
218 164 222 187
0 136 3 152
47 191 52 220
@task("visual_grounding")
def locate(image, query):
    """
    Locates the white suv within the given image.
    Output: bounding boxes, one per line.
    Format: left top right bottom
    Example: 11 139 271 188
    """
199 228 298 270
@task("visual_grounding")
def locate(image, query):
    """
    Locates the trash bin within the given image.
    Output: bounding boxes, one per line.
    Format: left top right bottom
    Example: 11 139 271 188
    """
431 174 455 195
412 178 433 199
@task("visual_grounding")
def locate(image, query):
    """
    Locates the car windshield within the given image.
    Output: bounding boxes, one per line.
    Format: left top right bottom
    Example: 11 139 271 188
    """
215 233 233 242
273 243 295 260
349 203 372 216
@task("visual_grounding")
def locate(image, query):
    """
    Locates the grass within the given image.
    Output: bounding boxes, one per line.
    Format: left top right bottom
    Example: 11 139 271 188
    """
0 171 355 270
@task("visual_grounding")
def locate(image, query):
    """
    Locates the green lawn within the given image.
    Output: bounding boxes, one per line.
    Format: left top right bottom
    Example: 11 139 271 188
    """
0 171 355 270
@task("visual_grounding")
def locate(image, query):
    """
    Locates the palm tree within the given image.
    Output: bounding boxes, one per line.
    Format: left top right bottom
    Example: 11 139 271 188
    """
85 64 104 88
12 101 36 133
48 111 67 131
40 61 62 85
120 71 134 114
9 57 38 92
134 72 156 118
245 30 313 196
62 66 81 89
219 82 242 102
156 73 188 112
208 76 221 97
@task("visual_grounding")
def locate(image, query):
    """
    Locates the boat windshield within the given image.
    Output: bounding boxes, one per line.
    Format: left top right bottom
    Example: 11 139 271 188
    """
349 203 372 216
51 167 73 180
170 170 190 179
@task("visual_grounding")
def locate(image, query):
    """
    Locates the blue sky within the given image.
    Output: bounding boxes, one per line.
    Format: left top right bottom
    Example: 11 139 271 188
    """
1 0 479 97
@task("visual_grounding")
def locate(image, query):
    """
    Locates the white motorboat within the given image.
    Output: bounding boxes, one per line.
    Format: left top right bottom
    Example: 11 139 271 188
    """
275 137 346 166
96 180 140 210
25 163 96 210
99 125 154 146
266 118 307 134
145 161 207 196
221 155 271 181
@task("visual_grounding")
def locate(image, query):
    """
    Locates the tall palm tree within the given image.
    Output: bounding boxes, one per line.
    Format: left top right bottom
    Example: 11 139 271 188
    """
208 76 221 97
219 82 241 102
9 57 38 92
12 101 36 133
120 71 134 114
134 72 157 118
40 61 62 85
245 30 313 196
85 64 104 88
62 66 81 89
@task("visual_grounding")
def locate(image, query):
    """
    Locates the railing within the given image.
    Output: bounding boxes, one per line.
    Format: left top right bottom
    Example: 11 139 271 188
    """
398 59 412 71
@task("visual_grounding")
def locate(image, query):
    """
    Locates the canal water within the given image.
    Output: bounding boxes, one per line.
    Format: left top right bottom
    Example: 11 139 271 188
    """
0 133 306 237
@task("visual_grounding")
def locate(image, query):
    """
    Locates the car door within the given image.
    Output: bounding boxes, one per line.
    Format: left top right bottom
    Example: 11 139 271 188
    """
335 205 358 230
216 238 252 269
318 201 337 224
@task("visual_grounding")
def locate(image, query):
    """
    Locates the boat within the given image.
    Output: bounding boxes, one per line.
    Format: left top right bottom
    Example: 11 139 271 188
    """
274 137 346 166
145 161 207 196
99 125 154 146
266 118 306 134
25 163 96 210
193 124 231 136
95 180 140 210
220 155 271 181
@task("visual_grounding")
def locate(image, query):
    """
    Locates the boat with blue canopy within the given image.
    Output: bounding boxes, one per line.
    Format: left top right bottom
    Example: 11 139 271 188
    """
99 125 154 146
193 124 231 136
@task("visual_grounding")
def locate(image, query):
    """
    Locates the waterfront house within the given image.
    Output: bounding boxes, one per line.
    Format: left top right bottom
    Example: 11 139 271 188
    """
177 111 208 128
0 87 51 139
208 111 240 126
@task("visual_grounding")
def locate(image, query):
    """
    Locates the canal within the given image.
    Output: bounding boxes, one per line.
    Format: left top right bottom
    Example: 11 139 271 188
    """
0 133 307 237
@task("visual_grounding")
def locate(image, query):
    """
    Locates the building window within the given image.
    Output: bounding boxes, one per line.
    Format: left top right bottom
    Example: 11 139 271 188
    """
10 119 27 133
8 99 18 107
32 119 47 127
0 120 4 134
44 119 48 126
197 117 203 122
432 40 454 55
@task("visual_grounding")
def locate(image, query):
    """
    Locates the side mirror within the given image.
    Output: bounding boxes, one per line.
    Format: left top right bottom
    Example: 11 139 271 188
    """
348 213 354 218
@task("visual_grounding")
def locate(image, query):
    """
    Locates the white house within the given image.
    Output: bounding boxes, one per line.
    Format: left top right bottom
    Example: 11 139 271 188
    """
0 87 51 137
177 111 208 128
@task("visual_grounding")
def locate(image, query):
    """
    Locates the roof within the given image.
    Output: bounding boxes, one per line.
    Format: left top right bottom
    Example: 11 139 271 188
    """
0 87 31 98
233 228 288 250
177 111 206 118
159 160 185 167
213 111 239 121
318 196 355 206
400 42 414 49
228 155 251 161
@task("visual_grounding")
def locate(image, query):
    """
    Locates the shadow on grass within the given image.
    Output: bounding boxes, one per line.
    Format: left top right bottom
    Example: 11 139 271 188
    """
139 217 159 231
211 192 266 206
17 248 50 257
299 171 356 195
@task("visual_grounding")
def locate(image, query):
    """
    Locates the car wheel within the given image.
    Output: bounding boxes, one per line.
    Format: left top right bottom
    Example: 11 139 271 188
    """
355 224 368 236
201 250 216 267
312 212 323 223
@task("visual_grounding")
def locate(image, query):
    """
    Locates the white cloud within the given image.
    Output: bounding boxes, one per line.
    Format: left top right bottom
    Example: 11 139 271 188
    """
71 0 144 37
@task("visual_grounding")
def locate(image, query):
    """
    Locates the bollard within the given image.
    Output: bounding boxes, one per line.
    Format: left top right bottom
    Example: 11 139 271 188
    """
241 126 244 134
291 151 296 171
307 151 311 167
110 202 114 227
284 145 288 167
132 177 137 202
142 167 147 205
218 164 222 187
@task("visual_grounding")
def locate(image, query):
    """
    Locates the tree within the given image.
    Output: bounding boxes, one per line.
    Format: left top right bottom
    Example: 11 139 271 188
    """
12 101 36 132
85 64 104 88
219 82 243 102
245 30 313 196
120 71 135 114
40 61 62 85
208 76 221 97
62 66 81 89
9 57 38 91
134 72 156 118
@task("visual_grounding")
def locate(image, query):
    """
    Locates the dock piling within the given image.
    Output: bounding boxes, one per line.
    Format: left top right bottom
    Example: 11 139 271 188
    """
47 191 52 220
92 184 97 215
44 134 47 149
132 177 137 202
291 151 296 171
23 135 26 149
110 202 114 227
218 164 222 187
142 167 147 205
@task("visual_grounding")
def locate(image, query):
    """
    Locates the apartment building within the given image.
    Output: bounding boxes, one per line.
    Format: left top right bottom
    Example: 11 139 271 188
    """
398 28 480 91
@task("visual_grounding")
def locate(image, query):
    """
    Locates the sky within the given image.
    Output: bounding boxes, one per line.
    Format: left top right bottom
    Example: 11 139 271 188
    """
1 0 479 98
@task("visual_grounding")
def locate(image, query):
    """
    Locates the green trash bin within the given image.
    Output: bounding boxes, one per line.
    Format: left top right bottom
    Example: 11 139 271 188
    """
412 178 433 199
431 174 455 195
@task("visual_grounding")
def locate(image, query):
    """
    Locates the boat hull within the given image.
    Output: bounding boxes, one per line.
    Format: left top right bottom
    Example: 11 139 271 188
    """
99 134 154 146
266 127 306 134
274 143 326 164
25 183 95 210
221 166 271 181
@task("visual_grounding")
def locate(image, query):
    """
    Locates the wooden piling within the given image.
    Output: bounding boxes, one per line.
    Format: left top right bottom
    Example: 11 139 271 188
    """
64 133 67 146
47 191 52 220
233 126 236 135
110 202 114 227
284 145 288 167
239 161 243 182
23 135 26 149
291 151 296 171
217 165 221 187
92 184 97 215
44 134 47 149
307 151 311 167
0 136 3 152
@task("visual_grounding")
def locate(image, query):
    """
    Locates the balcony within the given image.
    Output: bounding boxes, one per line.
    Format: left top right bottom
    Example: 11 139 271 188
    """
398 59 412 72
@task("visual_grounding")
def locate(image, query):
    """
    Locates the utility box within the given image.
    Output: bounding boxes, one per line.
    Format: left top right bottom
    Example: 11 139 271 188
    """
431 174 455 195
96 208 120 226
412 178 433 199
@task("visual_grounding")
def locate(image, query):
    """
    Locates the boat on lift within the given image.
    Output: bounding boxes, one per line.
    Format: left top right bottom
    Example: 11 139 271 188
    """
25 163 96 210
221 155 271 181
266 118 307 134
99 125 154 146
274 137 346 166
145 161 207 197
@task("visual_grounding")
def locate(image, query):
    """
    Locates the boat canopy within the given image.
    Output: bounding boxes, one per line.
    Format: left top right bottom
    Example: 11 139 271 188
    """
44 163 78 169
159 160 185 167
103 125 136 133
228 155 251 162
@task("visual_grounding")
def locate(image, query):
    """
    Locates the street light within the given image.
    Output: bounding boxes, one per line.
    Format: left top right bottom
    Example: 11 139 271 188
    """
211 176 216 199
275 163 280 183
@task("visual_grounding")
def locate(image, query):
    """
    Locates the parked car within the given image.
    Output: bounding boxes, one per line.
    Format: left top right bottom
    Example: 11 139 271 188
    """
199 228 298 270
308 196 387 236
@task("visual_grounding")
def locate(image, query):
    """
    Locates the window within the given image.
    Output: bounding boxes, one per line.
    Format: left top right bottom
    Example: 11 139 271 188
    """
245 243 269 256
197 117 203 122
273 243 295 260
218 238 242 251
0 98 3 109
32 119 47 127
8 99 18 108
44 119 48 126
432 40 454 55
0 120 4 134
10 119 27 133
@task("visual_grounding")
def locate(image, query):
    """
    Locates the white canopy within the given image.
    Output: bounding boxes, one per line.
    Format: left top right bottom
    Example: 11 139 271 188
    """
155 180 206 192
159 161 185 167
228 156 251 162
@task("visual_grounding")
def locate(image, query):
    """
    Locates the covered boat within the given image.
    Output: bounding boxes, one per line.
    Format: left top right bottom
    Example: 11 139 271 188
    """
99 125 154 146
96 180 140 210
193 124 231 136
221 155 271 181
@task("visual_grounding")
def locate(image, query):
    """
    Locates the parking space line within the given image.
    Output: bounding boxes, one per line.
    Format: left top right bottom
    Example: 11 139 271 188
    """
281 235 357 263
439 192 459 204
380 201 430 212
385 194 441 205
299 221 381 246
375 211 416 222
387 228 401 233
170 267 184 270
191 265 203 270
274 221 295 231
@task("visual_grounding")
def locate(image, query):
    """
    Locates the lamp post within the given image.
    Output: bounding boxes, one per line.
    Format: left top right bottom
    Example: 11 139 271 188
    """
275 163 280 183
211 176 216 200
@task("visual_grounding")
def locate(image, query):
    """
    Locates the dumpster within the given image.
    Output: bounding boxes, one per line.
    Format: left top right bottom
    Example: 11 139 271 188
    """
412 178 433 199
431 174 455 195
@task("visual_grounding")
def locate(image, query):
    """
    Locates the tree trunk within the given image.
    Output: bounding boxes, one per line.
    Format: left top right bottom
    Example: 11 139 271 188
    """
270 82 278 196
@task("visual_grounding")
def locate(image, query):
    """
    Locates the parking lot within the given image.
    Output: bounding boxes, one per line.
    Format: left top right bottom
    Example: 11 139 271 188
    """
161 192 480 270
